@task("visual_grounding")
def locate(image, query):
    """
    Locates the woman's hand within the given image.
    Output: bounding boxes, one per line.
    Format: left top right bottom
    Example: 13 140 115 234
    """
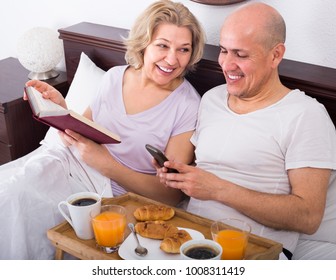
59 129 116 172
25 80 67 109
57 130 72 147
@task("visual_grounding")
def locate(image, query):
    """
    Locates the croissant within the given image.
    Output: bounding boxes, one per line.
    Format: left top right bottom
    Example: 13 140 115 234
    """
163 224 180 238
160 229 192 254
135 221 178 240
134 204 175 221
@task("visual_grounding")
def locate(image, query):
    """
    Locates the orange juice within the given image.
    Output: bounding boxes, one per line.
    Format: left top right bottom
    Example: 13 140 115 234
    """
215 229 248 260
92 211 126 247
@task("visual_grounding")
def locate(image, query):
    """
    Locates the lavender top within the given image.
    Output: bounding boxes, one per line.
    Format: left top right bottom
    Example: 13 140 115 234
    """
90 65 200 195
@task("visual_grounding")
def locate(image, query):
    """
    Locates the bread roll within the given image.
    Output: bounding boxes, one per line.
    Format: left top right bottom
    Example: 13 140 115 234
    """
160 229 192 254
163 224 180 238
133 204 175 221
135 221 178 240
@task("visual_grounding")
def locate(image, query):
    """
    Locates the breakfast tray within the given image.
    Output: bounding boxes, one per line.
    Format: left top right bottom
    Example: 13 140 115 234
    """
47 192 282 260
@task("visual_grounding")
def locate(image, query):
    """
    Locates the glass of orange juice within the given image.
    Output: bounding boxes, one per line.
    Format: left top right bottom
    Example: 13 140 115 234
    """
91 204 126 253
211 218 251 260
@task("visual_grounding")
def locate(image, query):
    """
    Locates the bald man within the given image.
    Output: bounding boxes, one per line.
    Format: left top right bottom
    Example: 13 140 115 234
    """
159 2 336 260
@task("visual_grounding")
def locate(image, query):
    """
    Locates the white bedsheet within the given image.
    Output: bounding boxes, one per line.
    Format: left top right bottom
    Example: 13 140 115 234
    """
0 142 111 259
293 240 336 260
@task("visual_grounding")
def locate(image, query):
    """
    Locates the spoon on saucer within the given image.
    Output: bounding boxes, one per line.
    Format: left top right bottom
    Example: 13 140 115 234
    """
128 223 148 257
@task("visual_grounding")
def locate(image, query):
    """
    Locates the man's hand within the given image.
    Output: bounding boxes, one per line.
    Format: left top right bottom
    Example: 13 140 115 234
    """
159 161 221 201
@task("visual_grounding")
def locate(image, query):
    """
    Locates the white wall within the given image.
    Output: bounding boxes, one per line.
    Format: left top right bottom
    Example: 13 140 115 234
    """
1 0 336 69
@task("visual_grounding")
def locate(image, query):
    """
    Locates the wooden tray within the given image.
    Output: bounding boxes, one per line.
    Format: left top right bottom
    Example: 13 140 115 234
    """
47 192 282 260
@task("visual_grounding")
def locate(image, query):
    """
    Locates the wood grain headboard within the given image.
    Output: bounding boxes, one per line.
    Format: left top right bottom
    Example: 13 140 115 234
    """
59 22 336 127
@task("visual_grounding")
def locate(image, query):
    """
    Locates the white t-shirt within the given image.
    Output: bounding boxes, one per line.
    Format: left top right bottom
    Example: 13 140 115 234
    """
188 84 336 253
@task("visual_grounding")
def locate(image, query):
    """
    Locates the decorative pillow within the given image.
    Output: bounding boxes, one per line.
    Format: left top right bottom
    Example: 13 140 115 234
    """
42 52 106 146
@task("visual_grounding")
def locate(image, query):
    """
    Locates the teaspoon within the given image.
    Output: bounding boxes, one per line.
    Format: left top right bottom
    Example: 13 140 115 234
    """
128 223 148 257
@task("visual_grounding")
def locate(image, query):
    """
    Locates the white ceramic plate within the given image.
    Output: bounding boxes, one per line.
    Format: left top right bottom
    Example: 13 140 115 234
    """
118 227 205 260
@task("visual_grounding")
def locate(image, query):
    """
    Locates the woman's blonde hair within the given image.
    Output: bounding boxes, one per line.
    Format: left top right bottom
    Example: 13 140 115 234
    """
124 0 205 75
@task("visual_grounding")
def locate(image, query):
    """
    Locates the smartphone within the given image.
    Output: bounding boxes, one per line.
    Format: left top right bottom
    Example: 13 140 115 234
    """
145 144 178 173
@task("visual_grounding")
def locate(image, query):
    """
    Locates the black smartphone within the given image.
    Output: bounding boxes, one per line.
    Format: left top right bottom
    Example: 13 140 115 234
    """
145 144 178 173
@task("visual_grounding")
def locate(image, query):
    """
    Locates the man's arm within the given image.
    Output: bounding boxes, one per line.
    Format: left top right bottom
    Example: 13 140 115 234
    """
221 167 330 234
160 162 330 234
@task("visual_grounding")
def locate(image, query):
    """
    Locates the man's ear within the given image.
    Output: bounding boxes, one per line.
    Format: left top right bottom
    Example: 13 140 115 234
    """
271 43 285 68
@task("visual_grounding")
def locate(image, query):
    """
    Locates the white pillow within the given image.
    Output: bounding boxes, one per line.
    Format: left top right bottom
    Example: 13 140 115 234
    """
42 52 106 146
65 52 106 113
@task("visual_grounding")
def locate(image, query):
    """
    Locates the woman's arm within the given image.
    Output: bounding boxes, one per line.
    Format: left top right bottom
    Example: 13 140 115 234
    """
62 110 194 205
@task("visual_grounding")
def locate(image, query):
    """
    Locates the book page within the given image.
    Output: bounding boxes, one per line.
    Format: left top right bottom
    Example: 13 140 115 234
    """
35 94 65 113
25 86 67 117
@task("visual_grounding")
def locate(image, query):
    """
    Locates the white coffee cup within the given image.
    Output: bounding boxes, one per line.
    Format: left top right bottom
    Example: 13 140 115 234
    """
58 191 101 240
180 239 222 260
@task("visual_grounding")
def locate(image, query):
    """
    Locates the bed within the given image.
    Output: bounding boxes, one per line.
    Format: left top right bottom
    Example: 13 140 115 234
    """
56 22 336 260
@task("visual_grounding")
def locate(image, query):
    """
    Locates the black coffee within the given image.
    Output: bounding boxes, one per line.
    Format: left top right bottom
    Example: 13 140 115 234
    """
185 246 218 259
71 198 97 207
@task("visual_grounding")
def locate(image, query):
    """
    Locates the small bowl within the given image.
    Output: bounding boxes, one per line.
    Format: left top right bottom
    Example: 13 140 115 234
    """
180 239 222 260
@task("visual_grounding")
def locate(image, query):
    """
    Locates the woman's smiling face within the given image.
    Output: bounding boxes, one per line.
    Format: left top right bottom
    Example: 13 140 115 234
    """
142 23 192 88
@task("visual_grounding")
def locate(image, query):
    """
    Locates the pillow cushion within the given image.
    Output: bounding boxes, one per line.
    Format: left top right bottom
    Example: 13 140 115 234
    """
42 52 106 146
65 52 106 113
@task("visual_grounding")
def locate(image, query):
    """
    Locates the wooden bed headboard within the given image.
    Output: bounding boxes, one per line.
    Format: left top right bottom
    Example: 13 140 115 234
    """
59 22 336 127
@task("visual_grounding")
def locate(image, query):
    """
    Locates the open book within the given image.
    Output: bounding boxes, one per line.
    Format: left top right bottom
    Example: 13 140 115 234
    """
24 86 121 144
